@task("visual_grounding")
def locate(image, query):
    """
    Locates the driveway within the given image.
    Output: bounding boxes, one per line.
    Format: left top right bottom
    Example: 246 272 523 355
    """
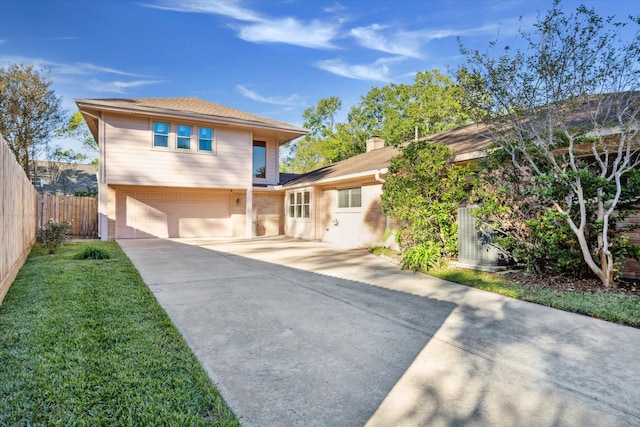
118 237 640 427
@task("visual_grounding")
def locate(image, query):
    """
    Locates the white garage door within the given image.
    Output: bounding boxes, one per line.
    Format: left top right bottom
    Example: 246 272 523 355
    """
116 187 231 238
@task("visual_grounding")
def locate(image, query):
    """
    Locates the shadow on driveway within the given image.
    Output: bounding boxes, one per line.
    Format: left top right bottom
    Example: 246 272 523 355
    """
119 237 640 427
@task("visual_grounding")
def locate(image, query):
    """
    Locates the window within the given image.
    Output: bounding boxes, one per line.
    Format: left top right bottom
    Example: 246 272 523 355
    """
338 187 361 208
198 127 213 151
153 122 169 147
253 141 266 178
176 125 191 149
288 190 310 219
152 121 215 154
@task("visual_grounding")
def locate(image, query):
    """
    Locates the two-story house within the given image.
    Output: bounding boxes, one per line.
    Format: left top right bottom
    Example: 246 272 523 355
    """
76 97 307 240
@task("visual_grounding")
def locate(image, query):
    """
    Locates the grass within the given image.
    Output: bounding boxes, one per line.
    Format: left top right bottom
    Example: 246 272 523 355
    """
0 241 240 426
428 266 640 327
369 247 639 327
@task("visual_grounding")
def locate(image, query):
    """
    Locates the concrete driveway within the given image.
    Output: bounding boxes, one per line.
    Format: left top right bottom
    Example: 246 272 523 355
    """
118 237 640 427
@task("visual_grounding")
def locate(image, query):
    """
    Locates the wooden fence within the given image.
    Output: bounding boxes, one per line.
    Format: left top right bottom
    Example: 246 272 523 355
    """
1 135 38 305
37 194 98 238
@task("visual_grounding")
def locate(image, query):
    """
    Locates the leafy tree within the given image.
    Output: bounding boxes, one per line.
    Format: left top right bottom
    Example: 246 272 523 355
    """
461 1 640 286
58 111 97 152
283 97 362 172
471 151 591 276
46 146 88 194
0 64 64 179
348 69 473 146
381 141 472 265
282 69 473 173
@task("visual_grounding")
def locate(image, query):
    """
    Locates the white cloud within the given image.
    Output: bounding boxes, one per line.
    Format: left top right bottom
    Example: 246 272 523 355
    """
323 2 347 13
0 55 150 78
145 0 340 49
143 0 262 22
86 79 166 94
315 57 404 82
25 36 78 41
350 21 519 58
235 85 305 106
350 24 424 58
237 18 338 49
76 63 151 77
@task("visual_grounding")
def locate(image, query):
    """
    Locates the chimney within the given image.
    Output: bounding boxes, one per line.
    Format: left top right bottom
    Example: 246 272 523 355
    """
366 136 385 152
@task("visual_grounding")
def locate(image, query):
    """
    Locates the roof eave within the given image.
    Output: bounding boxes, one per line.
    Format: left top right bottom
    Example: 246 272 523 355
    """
74 98 308 141
284 168 389 189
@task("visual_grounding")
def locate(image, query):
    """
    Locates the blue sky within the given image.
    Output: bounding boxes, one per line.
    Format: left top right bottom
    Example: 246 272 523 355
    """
0 0 637 159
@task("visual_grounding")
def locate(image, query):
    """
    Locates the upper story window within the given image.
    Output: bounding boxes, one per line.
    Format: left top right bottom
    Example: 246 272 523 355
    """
253 141 266 178
153 122 169 147
176 125 191 149
151 122 215 154
288 190 310 219
198 127 213 152
338 187 362 208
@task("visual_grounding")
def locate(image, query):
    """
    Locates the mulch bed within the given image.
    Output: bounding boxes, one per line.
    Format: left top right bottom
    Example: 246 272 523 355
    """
502 271 640 297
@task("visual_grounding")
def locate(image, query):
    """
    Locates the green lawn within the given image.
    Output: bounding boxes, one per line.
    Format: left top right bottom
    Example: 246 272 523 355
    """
428 267 640 327
370 247 639 327
0 242 240 426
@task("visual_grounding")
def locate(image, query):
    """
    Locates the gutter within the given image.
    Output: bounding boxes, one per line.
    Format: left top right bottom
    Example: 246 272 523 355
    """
283 168 390 190
75 99 308 138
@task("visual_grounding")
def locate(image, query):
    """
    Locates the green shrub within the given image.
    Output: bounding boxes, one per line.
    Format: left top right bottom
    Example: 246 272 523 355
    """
381 141 471 258
40 219 72 254
401 242 443 272
75 244 111 260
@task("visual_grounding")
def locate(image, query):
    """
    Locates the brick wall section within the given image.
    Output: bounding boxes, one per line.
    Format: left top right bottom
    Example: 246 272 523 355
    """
619 211 640 280
253 193 284 236
107 186 116 239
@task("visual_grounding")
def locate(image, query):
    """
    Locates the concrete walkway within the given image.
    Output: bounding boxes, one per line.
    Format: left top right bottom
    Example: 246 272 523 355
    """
118 237 640 427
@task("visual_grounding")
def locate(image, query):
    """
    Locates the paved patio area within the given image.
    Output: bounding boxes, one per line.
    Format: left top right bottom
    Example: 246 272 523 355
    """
119 237 640 427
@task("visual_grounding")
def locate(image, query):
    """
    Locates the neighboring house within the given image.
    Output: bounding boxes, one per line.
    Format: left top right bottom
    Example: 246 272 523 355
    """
281 125 493 249
76 97 307 240
30 160 98 195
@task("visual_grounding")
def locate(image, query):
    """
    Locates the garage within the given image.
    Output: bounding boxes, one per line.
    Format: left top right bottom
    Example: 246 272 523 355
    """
115 186 232 238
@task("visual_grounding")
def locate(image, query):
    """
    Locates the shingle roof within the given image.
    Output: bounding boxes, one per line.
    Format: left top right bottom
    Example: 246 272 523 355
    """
284 123 492 187
285 145 401 187
283 92 639 188
76 97 307 133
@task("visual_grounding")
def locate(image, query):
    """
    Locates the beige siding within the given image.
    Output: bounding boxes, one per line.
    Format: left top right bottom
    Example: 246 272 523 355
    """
266 140 278 184
252 139 279 186
230 191 247 237
115 186 232 238
103 113 252 188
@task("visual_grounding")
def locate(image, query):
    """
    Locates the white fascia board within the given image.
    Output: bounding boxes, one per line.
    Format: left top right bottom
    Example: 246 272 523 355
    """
452 150 486 163
283 168 389 190
75 100 308 137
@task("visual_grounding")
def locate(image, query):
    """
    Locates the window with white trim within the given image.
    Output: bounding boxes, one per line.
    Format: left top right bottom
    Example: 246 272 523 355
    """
151 122 216 154
176 125 191 149
338 187 361 208
153 122 169 147
288 190 310 219
198 127 213 152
